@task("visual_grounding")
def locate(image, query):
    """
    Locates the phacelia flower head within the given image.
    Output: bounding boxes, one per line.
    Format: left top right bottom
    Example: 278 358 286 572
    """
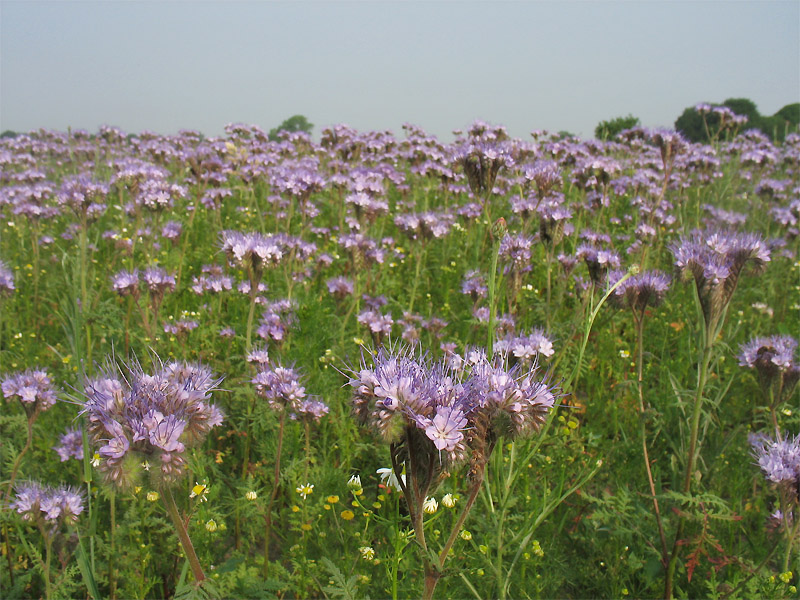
751 432 800 489
739 335 799 404
2 368 58 413
79 357 224 489
111 269 140 298
607 269 672 314
53 427 84 462
346 343 558 468
671 229 770 330
11 482 85 528
0 259 16 296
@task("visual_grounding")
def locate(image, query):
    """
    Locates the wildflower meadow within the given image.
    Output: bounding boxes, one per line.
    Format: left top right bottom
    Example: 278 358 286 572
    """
1 114 799 599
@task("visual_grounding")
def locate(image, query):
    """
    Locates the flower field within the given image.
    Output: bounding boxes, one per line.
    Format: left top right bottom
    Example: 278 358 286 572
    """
0 117 798 599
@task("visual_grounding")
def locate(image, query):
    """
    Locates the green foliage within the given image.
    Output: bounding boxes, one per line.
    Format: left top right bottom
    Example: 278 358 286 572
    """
675 97 799 143
594 114 640 141
268 114 313 141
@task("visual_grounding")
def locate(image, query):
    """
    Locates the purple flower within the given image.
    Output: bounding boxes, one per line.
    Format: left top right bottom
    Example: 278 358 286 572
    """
751 433 800 485
739 335 799 403
425 406 468 452
80 357 224 488
327 276 354 299
607 269 672 313
252 363 307 413
671 229 770 329
2 369 58 411
11 482 84 526
111 269 140 297
346 344 559 465
53 427 84 462
161 221 182 243
0 259 15 296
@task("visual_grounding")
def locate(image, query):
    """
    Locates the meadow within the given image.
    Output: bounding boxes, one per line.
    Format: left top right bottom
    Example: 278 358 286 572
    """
0 115 798 599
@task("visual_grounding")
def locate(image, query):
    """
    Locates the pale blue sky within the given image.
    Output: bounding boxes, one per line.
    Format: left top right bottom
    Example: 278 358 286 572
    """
1 1 798 140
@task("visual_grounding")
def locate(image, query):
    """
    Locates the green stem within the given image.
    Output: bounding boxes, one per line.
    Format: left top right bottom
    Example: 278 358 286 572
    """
487 237 501 357
43 531 53 600
5 410 37 502
110 491 117 600
634 311 669 563
263 411 286 578
162 485 205 583
664 326 715 599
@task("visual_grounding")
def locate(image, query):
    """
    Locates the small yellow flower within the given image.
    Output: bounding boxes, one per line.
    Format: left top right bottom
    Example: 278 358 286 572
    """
327 495 339 504
300 523 312 531
291 505 300 513
780 571 793 584
146 491 160 502
532 540 544 557
90 452 101 467
622 589 629 596
134 486 142 495
341 510 355 521
359 546 375 560
205 519 217 532
245 490 258 501
460 530 472 541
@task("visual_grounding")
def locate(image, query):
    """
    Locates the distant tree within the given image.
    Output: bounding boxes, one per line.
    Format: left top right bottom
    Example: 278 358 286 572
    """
676 98 798 143
594 114 640 141
775 103 800 126
721 98 759 122
0 130 17 139
674 107 709 143
268 115 313 141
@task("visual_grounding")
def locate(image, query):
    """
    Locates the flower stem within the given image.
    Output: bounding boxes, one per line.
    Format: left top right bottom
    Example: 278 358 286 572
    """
162 485 205 583
5 410 37 502
634 311 668 563
263 411 286 579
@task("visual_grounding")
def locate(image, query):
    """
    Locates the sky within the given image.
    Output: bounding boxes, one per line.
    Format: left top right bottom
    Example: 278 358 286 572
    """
1 1 798 141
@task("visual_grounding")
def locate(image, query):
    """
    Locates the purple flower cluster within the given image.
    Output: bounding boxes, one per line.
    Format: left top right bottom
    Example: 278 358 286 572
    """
2 368 58 412
671 229 770 328
461 270 488 301
326 276 354 300
739 335 799 402
80 359 224 488
53 427 84 462
220 230 285 282
358 309 394 346
750 432 800 485
576 243 621 286
495 329 556 365
0 259 15 296
11 482 84 526
395 211 455 240
55 173 108 220
347 345 558 465
190 265 233 295
256 299 296 344
251 362 328 422
607 269 672 313
453 141 515 197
